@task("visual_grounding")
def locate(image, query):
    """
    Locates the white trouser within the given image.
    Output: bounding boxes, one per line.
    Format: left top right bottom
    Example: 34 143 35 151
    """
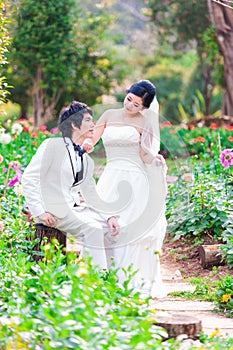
53 206 116 269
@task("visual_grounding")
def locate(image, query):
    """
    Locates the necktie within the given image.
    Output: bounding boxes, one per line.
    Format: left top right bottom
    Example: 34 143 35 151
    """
73 143 86 157
72 143 86 184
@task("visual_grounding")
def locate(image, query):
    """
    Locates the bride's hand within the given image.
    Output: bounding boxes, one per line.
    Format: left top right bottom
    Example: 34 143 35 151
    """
154 154 166 165
82 138 94 153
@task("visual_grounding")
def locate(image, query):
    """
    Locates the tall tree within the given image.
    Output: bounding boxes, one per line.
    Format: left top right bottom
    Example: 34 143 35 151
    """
10 0 76 127
145 0 221 116
207 0 233 116
7 1 127 126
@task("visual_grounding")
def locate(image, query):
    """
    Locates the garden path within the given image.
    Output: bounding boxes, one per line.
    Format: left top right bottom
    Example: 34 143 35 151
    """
151 263 233 337
67 239 233 338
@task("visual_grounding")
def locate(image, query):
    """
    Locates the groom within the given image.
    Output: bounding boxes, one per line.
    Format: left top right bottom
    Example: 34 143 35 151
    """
22 101 119 268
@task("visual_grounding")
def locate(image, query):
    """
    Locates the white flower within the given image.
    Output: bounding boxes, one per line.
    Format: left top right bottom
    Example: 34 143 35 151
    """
12 123 23 135
180 165 190 172
0 127 6 135
14 183 23 196
0 133 11 144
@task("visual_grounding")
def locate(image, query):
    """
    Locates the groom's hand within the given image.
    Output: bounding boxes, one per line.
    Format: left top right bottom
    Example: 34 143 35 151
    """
82 138 94 153
38 212 57 227
107 216 120 236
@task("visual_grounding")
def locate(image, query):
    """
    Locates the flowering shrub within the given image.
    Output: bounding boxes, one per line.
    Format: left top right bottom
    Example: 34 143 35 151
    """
160 122 233 158
1 117 233 347
214 275 233 317
167 169 232 240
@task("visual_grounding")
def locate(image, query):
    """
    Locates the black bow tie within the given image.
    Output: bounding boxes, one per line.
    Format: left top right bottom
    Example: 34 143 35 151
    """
73 143 86 157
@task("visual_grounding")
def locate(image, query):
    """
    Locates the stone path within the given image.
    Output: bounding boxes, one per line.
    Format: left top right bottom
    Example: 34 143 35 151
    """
149 265 233 337
67 234 233 338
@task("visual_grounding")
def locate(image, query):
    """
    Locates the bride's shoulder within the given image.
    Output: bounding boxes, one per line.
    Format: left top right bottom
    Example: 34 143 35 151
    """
103 108 123 121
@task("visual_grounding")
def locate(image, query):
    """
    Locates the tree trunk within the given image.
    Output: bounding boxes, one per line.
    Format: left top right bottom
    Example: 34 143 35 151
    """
32 65 44 128
43 90 62 124
207 0 233 116
31 65 61 127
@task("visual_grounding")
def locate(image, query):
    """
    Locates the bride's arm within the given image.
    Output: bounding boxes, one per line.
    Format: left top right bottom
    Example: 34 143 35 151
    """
82 111 108 152
92 111 108 145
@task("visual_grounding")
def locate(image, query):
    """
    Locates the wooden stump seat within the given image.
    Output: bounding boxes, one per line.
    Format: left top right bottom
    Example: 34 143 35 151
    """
154 314 202 339
32 223 66 261
198 244 225 268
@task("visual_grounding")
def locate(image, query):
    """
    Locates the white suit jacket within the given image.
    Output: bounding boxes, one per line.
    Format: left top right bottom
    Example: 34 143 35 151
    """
22 137 116 219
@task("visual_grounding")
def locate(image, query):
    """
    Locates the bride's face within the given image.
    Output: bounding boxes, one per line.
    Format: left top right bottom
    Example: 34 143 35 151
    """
124 93 143 114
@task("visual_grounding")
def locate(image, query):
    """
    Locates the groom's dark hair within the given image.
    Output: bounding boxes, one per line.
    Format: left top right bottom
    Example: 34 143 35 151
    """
58 101 92 138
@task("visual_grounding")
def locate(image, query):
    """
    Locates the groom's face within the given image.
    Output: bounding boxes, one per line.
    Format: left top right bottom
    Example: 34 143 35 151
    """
79 113 95 141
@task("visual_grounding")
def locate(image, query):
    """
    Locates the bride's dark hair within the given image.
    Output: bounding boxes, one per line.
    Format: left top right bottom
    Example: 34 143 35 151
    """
126 80 156 108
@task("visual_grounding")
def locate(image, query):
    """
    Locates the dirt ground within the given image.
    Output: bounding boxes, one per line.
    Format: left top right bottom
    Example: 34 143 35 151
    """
161 234 232 280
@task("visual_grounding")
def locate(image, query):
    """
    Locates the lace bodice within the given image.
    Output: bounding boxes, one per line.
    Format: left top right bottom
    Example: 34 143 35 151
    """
102 126 145 170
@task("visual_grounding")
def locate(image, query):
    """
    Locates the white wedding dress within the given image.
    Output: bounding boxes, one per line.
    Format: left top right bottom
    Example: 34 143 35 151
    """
96 125 167 298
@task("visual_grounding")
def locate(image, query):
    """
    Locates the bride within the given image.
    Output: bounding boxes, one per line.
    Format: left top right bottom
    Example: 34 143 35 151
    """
86 80 167 299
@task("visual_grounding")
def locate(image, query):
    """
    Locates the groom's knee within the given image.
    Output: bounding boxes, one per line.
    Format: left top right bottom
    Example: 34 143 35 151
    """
81 220 104 241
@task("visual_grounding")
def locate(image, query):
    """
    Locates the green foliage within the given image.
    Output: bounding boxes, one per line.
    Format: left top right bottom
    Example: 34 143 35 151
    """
214 275 233 317
146 0 223 117
151 73 184 124
171 276 216 302
167 155 232 246
0 124 171 347
0 244 170 348
1 115 233 347
146 53 221 123
6 1 128 123
0 0 11 104
7 0 77 123
160 123 233 158
221 217 233 268
146 0 210 52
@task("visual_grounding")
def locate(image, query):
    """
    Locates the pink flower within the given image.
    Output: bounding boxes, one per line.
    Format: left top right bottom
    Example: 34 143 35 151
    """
40 125 47 132
9 160 20 170
220 149 233 168
225 124 233 131
8 174 21 187
0 221 3 232
51 127 58 134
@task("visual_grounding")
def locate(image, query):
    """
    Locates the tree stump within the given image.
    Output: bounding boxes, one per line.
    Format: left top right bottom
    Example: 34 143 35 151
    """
32 223 67 261
154 314 202 339
198 244 225 268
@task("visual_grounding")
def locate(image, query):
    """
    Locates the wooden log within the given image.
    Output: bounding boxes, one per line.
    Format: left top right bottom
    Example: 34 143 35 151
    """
198 244 225 269
32 223 67 261
154 314 202 339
